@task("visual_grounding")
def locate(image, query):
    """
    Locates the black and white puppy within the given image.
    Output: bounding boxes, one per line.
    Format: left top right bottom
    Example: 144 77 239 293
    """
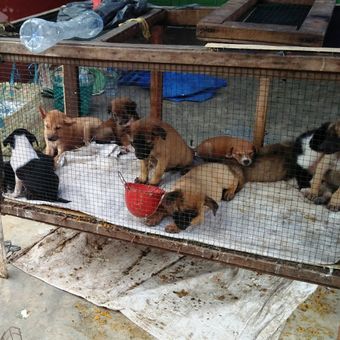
292 123 329 189
3 161 16 193
3 129 69 203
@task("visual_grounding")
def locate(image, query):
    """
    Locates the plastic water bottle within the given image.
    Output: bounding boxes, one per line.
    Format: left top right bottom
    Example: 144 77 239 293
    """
19 10 104 54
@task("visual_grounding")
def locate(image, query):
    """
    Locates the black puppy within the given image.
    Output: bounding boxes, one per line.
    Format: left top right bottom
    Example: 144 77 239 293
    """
3 128 69 203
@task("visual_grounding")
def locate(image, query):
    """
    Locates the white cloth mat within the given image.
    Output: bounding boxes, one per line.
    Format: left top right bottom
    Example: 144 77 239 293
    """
6 143 340 265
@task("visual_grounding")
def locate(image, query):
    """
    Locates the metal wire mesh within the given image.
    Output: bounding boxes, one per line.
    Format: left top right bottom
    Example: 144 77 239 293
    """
0 49 339 283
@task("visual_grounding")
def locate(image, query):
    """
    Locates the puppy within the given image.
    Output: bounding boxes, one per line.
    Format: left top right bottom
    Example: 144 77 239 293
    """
196 136 257 166
239 142 295 183
292 123 329 189
108 97 139 125
3 161 15 193
302 121 340 211
3 129 69 202
130 118 194 185
145 162 244 233
93 117 131 147
39 107 102 161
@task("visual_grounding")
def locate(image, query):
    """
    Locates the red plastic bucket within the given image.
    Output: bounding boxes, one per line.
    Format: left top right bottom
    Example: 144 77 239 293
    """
119 172 165 218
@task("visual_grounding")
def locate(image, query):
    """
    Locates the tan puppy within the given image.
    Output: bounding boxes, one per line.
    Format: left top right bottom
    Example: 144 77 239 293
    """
109 97 139 125
39 107 102 160
145 163 244 233
196 136 257 166
130 117 194 185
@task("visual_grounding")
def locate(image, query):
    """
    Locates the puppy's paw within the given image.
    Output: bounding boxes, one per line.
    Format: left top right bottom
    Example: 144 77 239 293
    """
301 188 318 202
327 202 340 212
8 192 20 198
313 196 329 205
165 224 181 234
222 190 235 201
145 215 161 226
134 177 147 184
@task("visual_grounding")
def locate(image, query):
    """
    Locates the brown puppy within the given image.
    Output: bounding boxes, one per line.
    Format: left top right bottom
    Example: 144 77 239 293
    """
130 117 194 185
196 136 257 166
93 117 131 147
241 142 295 183
108 97 139 125
302 121 340 211
39 107 102 161
145 163 244 233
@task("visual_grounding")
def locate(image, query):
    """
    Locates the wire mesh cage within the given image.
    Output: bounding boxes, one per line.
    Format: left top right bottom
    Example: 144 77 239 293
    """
0 41 339 287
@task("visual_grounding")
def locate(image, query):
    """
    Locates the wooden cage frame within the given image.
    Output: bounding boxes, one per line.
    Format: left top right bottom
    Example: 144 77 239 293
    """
0 27 340 287
196 0 335 46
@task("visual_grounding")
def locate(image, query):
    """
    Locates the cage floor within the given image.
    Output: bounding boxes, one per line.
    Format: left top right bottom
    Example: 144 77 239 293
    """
4 143 339 266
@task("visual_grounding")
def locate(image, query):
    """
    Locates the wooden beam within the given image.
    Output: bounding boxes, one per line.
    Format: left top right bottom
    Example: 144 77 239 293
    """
1 200 340 288
253 77 270 148
165 7 216 26
0 217 8 279
62 65 79 117
150 25 164 120
1 39 340 73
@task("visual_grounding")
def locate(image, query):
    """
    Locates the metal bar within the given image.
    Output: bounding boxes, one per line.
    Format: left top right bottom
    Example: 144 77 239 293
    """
2 201 339 288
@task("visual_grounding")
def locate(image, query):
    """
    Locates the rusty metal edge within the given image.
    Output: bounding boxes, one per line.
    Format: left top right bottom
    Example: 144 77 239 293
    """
1 200 339 288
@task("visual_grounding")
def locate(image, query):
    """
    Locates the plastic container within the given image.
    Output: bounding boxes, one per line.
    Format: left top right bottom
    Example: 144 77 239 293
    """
53 67 94 116
19 10 103 53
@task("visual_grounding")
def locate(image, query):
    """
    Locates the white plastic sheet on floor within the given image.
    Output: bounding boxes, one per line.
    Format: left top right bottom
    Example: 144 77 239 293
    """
5 142 340 265
13 228 317 340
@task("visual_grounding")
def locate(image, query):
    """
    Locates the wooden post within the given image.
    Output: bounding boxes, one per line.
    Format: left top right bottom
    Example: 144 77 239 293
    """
63 65 80 117
0 216 8 279
253 77 270 148
150 25 164 120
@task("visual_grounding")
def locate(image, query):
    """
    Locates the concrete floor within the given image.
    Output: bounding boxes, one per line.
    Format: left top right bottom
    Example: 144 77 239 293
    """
0 215 339 340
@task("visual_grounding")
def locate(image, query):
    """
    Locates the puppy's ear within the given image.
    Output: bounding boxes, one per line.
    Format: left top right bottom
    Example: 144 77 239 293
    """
25 131 38 146
310 122 330 150
226 147 233 158
3 133 14 148
204 196 219 216
39 106 47 119
253 145 259 153
63 117 76 126
162 190 183 210
152 125 167 140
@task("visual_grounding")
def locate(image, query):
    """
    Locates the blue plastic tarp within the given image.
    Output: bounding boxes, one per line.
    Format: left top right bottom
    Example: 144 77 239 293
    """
118 71 227 102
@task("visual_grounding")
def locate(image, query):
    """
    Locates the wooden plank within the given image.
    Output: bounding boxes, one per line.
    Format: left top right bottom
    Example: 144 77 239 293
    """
253 77 270 148
0 216 8 279
205 43 340 53
2 200 340 288
97 8 166 43
2 39 340 73
197 21 325 46
150 25 164 120
200 0 257 24
62 65 79 117
300 0 335 36
165 7 216 26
